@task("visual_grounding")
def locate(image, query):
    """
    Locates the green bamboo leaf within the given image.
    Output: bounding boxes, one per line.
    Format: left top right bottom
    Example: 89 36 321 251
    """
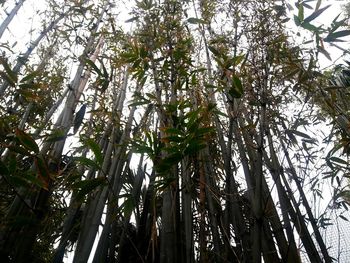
15 128 39 154
73 104 86 134
0 57 17 83
232 75 243 91
2 173 30 188
229 75 244 98
187 17 207 24
45 129 66 143
329 157 348 166
132 141 154 157
74 156 100 170
120 52 137 63
164 135 183 143
134 144 152 154
301 22 319 32
19 82 42 90
213 108 228 118
20 71 40 83
8 145 30 156
157 152 183 173
315 0 322 11
73 177 106 200
145 92 158 101
128 100 150 107
184 142 206 155
85 59 103 77
324 30 350 42
204 83 218 90
136 0 153 10
330 15 346 33
318 46 332 60
120 196 135 217
336 190 350 200
99 58 109 78
303 5 330 23
298 4 304 21
165 128 184 136
85 138 103 166
208 46 220 57
286 129 311 140
99 79 110 93
0 71 16 87
139 46 148 59
339 215 349 222
22 172 46 189
232 54 245 66
302 2 312 9
196 126 215 136
294 15 301 26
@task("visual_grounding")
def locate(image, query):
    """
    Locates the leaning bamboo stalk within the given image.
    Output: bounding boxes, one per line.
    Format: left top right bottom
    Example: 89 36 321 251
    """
41 36 104 162
72 71 130 263
114 155 146 262
0 0 26 39
202 154 224 261
197 154 207 263
0 6 108 261
196 6 251 259
212 107 250 260
181 157 194 263
251 61 271 262
73 64 145 262
264 128 301 263
278 130 332 262
233 120 282 262
53 91 110 263
33 86 69 137
1 39 61 161
107 124 138 261
274 126 323 262
72 128 116 263
148 50 178 263
136 167 158 260
238 117 288 262
280 163 322 262
0 8 73 96
189 9 239 259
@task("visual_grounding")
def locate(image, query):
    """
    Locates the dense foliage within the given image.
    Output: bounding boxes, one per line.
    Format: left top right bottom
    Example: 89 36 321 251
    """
0 0 349 262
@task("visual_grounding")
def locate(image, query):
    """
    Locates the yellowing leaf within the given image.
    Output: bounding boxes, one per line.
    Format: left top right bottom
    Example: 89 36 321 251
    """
15 128 39 154
34 156 50 190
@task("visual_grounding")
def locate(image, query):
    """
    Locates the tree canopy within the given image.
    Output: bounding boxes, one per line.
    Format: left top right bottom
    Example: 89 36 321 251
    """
0 0 350 262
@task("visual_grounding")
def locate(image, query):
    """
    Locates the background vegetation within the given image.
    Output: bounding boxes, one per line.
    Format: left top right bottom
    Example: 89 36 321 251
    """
0 0 350 262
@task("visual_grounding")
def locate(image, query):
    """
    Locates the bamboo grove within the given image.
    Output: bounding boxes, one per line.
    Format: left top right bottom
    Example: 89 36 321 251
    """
0 0 350 262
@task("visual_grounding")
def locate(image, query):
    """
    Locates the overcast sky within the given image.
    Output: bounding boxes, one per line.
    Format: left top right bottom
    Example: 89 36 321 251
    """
1 1 349 262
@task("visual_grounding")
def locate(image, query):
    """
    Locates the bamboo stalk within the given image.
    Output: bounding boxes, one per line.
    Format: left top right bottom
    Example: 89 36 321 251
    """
0 0 26 39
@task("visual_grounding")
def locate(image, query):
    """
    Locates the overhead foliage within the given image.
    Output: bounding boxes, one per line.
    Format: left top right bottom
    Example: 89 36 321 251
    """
0 0 349 262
